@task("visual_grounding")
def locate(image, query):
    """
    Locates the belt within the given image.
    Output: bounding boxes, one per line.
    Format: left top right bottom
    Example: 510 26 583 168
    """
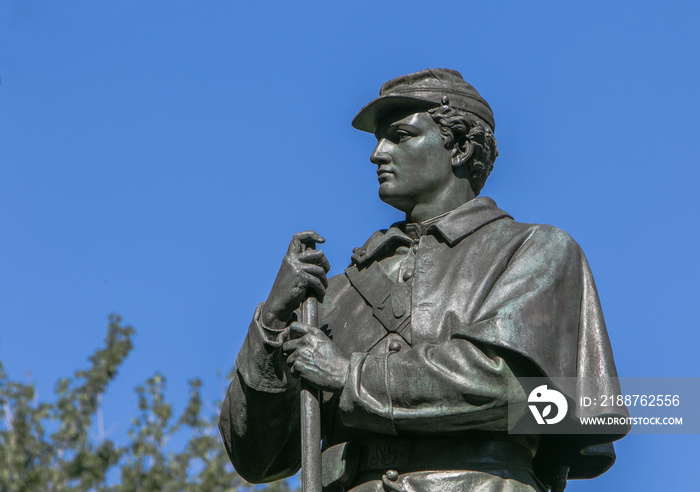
321 438 537 491
357 437 533 474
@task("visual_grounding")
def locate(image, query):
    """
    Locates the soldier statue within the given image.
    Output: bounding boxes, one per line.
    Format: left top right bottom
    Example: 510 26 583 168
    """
219 69 627 491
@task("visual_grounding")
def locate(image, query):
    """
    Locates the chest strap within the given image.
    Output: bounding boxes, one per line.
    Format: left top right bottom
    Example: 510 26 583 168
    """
345 263 412 342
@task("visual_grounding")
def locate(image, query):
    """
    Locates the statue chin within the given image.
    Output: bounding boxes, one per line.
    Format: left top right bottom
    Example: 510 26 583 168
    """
377 187 412 214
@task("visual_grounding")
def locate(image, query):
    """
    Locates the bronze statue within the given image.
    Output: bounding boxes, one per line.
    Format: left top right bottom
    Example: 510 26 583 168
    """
219 69 627 491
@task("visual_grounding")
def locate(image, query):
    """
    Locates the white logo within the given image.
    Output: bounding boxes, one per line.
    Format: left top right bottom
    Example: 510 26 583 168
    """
528 385 568 425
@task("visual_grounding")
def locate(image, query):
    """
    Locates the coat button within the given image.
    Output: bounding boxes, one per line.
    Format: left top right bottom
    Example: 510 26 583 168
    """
388 341 402 353
385 469 399 481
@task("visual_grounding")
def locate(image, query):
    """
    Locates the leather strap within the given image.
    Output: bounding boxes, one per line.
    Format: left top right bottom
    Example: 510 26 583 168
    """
345 263 412 342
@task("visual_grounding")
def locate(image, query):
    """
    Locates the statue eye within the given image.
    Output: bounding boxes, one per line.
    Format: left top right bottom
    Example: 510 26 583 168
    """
396 130 412 142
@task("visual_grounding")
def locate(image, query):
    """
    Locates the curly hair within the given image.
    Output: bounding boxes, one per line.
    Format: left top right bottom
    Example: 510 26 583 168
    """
428 104 498 195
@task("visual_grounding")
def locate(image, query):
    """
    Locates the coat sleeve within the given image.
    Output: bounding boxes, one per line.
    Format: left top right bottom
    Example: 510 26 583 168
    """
218 304 302 483
338 335 531 435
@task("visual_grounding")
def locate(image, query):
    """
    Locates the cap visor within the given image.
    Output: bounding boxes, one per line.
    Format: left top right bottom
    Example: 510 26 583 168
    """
352 95 440 133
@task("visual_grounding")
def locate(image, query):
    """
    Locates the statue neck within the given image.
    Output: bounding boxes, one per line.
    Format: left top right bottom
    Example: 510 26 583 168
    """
404 182 476 223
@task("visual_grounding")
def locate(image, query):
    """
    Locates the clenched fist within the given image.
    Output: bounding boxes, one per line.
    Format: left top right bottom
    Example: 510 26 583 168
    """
282 322 349 392
261 231 330 331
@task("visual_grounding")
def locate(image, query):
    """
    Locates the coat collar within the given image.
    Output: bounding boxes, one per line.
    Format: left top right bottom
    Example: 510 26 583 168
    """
351 197 512 265
427 196 512 245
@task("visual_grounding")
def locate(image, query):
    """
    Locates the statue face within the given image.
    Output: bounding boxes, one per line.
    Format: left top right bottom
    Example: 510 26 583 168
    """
371 109 455 214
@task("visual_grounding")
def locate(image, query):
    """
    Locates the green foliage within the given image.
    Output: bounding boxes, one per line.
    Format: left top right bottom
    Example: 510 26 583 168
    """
0 315 296 492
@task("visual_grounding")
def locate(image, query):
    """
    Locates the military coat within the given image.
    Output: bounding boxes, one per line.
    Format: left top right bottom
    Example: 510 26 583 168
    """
219 197 627 491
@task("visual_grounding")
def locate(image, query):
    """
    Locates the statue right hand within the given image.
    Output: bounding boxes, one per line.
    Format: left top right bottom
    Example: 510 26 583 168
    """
261 231 330 331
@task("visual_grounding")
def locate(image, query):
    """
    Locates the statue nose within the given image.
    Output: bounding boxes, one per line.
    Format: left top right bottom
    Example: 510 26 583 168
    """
370 140 391 165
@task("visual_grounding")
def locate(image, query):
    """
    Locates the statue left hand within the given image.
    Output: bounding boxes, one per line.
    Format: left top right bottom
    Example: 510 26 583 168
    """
282 322 349 392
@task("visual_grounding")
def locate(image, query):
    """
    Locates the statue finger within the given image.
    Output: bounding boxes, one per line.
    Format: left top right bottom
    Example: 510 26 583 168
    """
290 321 311 339
289 360 301 377
301 272 327 300
298 249 331 273
300 264 329 287
282 338 300 355
289 230 326 254
291 358 313 379
279 327 291 343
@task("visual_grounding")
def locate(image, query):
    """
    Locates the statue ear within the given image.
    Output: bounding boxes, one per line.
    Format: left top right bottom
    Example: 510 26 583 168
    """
451 136 474 170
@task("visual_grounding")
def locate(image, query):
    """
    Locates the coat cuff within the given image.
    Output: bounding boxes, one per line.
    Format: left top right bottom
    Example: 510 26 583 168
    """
236 303 294 394
338 352 397 435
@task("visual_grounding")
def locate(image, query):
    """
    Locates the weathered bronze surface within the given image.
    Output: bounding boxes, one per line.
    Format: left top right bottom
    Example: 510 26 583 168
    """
219 69 627 492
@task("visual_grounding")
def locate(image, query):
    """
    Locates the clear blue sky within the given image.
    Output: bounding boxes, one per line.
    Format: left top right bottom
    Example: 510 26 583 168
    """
1 1 698 490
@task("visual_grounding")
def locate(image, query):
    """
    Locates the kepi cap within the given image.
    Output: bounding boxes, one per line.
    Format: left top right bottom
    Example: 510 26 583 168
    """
352 68 495 133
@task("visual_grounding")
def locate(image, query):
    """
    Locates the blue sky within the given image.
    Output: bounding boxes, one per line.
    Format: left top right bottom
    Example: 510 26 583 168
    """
1 1 699 490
